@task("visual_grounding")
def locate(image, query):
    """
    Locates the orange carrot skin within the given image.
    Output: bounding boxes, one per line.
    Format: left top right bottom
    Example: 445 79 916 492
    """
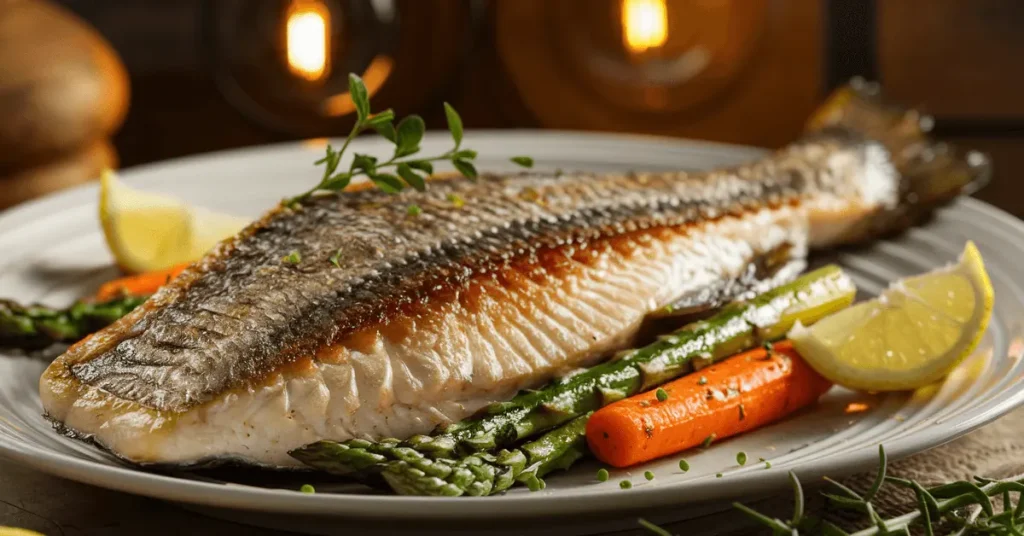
93 263 190 301
585 341 832 468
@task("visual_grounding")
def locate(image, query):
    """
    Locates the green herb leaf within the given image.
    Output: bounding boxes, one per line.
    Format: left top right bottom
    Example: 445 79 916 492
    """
407 160 434 175
443 102 463 148
348 73 370 122
329 248 343 268
453 159 478 181
511 156 534 168
789 471 805 526
321 172 352 192
351 153 378 173
313 146 333 165
365 109 394 128
397 163 427 192
373 122 397 143
283 251 301 264
406 204 422 217
371 173 405 194
452 149 478 160
395 115 426 158
637 518 671 536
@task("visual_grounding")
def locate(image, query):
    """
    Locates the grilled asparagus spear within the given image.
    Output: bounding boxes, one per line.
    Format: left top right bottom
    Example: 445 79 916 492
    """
290 265 856 475
0 296 147 350
380 414 590 496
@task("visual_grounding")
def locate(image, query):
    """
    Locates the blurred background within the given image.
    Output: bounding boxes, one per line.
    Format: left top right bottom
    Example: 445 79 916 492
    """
2 0 1022 215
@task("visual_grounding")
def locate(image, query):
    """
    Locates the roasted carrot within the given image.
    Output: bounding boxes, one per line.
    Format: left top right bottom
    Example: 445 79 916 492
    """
585 340 832 468
93 263 190 301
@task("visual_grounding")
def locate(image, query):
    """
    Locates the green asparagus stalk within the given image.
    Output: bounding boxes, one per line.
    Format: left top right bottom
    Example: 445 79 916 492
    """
0 295 148 350
378 414 591 496
290 265 856 475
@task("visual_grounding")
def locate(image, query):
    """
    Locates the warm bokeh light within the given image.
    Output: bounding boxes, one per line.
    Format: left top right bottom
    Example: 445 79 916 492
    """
622 0 668 54
844 402 870 414
286 0 330 81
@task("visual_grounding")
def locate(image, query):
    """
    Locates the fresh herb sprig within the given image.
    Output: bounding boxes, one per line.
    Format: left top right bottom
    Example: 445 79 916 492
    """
641 445 1024 535
286 73 531 207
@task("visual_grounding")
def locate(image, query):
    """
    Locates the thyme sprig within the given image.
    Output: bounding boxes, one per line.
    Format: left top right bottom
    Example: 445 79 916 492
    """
287 73 531 207
641 445 1024 535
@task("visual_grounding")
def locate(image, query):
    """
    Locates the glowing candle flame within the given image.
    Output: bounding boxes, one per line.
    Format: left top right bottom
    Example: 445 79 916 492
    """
286 1 330 81
622 0 668 54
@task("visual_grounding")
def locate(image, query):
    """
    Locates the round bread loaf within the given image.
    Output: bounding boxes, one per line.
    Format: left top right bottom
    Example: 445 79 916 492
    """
0 0 128 169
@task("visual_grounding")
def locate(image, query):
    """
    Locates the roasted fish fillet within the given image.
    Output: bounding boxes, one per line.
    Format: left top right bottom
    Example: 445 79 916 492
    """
40 82 987 467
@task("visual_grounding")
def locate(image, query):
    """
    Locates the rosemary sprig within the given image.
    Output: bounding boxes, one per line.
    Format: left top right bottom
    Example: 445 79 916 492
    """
286 73 532 207
639 445 1024 535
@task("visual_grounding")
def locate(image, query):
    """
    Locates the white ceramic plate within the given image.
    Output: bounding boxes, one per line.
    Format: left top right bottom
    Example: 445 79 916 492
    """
2 132 1023 535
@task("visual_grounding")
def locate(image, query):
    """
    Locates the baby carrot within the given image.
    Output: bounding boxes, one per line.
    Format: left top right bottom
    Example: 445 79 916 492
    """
93 263 190 301
585 340 832 468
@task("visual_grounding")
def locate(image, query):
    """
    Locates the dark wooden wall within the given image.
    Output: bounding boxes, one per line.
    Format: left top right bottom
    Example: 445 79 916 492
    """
876 0 1024 216
55 0 1024 217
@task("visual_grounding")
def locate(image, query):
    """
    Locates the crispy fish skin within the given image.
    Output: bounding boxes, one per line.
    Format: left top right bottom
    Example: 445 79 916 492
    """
39 85 987 467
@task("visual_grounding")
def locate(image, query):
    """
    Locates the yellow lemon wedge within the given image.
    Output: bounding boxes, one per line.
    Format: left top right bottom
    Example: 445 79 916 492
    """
790 241 994 391
0 528 47 536
99 169 249 274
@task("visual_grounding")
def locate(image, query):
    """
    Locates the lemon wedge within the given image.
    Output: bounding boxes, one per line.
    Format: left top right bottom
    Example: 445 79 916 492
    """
0 528 47 536
790 241 994 391
99 169 249 273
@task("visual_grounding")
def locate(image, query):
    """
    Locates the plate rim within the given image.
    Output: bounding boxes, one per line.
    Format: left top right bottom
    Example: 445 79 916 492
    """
1 132 1023 520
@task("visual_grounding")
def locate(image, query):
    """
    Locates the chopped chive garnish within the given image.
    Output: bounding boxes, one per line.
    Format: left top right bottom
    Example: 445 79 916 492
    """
329 248 342 268
620 480 632 489
678 459 689 472
738 403 746 421
300 484 315 494
716 473 723 478
701 433 716 448
638 518 672 536
655 388 669 402
597 468 609 482
737 452 747 466
510 156 534 168
406 204 422 217
283 250 301 264
762 340 774 352
644 471 655 481
447 193 465 208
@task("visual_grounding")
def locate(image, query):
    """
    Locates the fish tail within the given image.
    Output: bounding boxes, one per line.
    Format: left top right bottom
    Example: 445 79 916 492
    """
806 77 991 239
